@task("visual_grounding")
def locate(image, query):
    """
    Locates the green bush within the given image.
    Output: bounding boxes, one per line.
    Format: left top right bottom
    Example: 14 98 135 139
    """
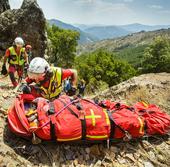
74 50 136 94
46 24 79 68
142 36 170 73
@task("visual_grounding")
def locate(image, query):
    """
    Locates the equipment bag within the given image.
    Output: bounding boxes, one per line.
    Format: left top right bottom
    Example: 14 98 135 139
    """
134 102 170 135
8 95 146 142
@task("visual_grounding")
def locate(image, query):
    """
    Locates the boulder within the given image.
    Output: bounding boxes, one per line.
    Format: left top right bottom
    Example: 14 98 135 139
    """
0 0 46 58
0 0 10 14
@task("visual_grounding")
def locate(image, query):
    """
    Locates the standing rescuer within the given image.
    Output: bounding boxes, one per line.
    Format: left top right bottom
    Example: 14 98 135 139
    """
25 44 33 63
1 37 28 87
21 57 78 100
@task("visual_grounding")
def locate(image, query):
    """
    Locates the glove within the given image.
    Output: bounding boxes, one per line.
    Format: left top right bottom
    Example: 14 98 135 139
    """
67 86 77 96
18 83 31 94
1 64 7 75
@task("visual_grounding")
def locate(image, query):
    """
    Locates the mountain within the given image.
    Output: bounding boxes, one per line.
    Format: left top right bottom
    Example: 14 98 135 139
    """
48 20 170 44
48 19 98 44
120 23 170 33
83 26 130 40
77 29 170 65
74 23 103 31
78 23 170 41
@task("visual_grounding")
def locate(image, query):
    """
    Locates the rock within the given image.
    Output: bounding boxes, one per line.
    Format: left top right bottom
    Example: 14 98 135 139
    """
125 153 136 162
110 146 119 153
85 147 90 154
73 159 79 166
2 92 8 98
157 154 166 163
143 161 154 167
0 0 10 14
166 140 170 145
6 163 16 167
65 149 74 160
142 140 153 151
90 145 101 156
148 151 156 160
94 160 102 167
0 0 46 58
133 152 141 160
137 162 144 167
118 158 127 164
96 73 170 114
85 154 90 161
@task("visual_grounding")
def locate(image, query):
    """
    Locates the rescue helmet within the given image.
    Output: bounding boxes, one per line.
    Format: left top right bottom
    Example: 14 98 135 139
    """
28 57 50 74
14 37 24 46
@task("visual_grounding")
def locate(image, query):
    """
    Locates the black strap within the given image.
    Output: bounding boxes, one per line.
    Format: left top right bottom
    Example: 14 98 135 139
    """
50 120 57 141
80 119 86 140
48 102 57 141
58 98 86 140
106 110 115 139
48 102 55 115
106 109 128 138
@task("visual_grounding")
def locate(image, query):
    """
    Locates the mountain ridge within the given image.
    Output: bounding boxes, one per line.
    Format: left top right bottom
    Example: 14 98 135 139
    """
77 28 170 55
48 19 170 44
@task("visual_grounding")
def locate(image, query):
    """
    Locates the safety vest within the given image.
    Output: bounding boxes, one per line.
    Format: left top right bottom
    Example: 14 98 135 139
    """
40 67 62 99
8 46 25 66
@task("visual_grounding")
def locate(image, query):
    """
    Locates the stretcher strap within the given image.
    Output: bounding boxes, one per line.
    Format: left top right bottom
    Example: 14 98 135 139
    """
49 102 57 141
106 110 115 139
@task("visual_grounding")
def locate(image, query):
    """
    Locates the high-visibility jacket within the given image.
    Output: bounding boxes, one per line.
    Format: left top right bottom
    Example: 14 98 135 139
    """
8 46 25 66
40 67 62 99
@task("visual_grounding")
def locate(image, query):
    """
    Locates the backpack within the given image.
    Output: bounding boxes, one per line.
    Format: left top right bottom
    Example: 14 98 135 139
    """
134 102 170 135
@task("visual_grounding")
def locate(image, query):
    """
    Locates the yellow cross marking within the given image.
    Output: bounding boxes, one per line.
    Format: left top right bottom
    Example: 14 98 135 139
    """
85 109 101 126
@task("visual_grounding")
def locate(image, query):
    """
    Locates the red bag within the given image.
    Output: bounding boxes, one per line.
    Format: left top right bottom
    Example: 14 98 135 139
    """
134 102 170 135
8 95 111 141
111 105 145 139
8 95 169 142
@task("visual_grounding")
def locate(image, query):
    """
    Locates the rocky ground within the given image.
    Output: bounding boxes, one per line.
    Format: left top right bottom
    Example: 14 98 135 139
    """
0 73 170 167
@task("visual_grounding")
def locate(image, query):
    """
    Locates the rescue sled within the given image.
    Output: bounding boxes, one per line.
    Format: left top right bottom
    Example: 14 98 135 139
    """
7 94 170 143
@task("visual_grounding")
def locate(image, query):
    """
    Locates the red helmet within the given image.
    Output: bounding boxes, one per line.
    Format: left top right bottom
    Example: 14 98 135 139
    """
26 45 32 49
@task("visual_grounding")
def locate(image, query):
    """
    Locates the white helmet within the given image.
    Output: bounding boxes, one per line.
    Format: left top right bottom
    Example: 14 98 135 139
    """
14 37 24 46
28 57 50 74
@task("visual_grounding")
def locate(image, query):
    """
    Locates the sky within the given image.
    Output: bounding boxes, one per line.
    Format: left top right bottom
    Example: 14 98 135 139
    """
9 0 170 25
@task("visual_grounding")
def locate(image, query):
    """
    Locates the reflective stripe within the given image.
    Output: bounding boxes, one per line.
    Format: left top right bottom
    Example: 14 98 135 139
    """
85 109 101 126
86 135 108 139
141 101 149 108
138 117 144 134
103 109 110 125
9 46 25 65
41 67 62 99
57 136 81 141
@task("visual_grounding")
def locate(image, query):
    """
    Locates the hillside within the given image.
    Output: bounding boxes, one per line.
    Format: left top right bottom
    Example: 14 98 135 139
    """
76 23 170 40
0 73 170 167
84 26 130 40
77 28 170 60
48 19 98 44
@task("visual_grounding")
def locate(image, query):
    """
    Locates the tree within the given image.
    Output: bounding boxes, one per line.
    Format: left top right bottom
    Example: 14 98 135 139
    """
142 36 170 73
46 24 80 68
74 50 136 92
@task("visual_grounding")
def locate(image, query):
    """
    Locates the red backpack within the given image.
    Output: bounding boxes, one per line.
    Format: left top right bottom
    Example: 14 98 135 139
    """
134 102 170 135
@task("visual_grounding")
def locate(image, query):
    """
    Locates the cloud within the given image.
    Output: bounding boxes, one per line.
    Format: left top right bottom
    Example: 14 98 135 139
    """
149 5 163 9
123 0 134 2
80 1 136 25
